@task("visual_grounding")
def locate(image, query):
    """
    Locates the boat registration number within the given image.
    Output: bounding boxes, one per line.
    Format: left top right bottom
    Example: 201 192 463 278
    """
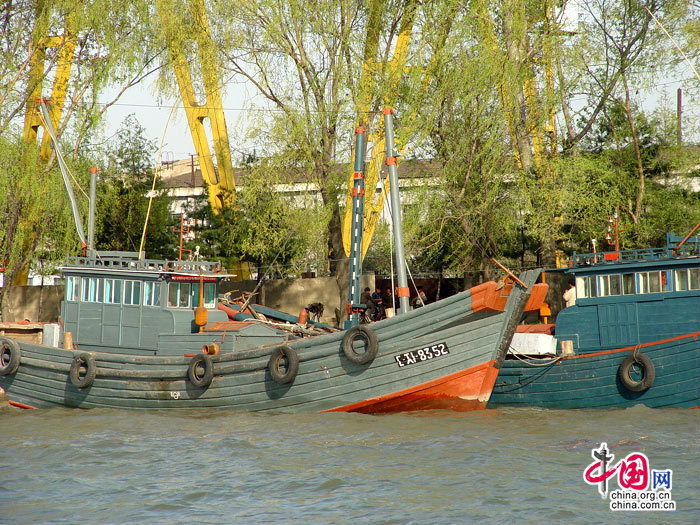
394 343 449 367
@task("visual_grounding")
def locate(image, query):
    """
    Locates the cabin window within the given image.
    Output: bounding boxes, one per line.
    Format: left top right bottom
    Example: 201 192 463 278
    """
610 275 621 295
168 282 191 308
103 279 122 304
638 271 665 294
661 270 671 292
123 280 141 305
65 276 80 301
576 275 597 298
639 272 648 294
191 283 217 308
82 277 99 302
205 283 216 307
690 268 700 290
598 274 621 297
144 281 161 306
676 269 689 291
639 272 649 293
622 273 635 295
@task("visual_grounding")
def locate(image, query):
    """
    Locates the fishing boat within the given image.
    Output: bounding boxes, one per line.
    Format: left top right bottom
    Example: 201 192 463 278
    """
488 232 700 410
0 107 546 412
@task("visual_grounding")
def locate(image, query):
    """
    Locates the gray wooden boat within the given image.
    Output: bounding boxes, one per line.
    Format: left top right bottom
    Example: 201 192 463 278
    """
1 106 547 412
0 253 542 412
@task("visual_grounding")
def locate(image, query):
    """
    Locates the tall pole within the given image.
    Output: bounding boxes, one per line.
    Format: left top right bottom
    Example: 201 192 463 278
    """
383 107 410 315
345 126 367 328
677 88 682 146
87 166 97 255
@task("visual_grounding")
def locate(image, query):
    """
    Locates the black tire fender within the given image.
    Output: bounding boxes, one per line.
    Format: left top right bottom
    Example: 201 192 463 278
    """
0 337 21 376
188 354 214 388
342 325 378 365
618 353 655 392
70 352 96 388
268 345 299 385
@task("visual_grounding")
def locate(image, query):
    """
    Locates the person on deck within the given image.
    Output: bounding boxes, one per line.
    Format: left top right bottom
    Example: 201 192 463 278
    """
414 286 428 307
563 279 576 308
361 287 376 322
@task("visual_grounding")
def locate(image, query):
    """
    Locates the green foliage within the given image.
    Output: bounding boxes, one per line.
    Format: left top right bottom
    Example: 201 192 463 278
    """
186 166 312 277
0 133 79 292
96 115 177 259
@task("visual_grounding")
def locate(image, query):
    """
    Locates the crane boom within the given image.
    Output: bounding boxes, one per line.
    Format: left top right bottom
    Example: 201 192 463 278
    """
156 0 236 212
342 0 418 258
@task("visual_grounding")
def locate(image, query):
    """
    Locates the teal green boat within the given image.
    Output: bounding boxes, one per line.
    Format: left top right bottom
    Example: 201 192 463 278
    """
488 233 700 410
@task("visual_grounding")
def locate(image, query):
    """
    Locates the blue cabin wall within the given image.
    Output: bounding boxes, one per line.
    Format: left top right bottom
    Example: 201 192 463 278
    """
555 291 700 353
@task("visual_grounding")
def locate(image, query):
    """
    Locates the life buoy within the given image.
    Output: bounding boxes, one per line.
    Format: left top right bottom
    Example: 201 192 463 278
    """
188 354 214 388
268 345 299 384
0 338 21 376
70 352 96 388
341 325 378 365
618 353 655 392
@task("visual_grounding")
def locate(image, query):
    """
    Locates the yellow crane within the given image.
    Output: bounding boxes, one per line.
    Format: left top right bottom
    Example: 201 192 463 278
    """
342 0 419 259
17 2 76 285
156 0 251 278
156 0 236 212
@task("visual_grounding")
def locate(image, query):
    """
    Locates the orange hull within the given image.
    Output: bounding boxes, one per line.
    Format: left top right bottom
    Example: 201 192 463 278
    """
325 360 500 413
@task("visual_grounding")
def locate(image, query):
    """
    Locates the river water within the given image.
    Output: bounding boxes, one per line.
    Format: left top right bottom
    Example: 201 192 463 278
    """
1 405 698 524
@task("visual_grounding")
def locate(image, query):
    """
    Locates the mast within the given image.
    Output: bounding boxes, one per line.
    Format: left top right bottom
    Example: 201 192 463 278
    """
345 126 367 328
87 166 97 255
383 108 410 314
39 99 87 249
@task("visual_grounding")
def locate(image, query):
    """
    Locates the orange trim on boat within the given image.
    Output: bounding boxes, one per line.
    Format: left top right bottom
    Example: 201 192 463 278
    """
523 283 549 312
560 331 700 361
470 281 511 313
323 360 499 413
9 400 36 410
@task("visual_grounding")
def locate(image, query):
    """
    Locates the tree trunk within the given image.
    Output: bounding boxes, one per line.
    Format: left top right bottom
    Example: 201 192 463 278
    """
622 72 644 224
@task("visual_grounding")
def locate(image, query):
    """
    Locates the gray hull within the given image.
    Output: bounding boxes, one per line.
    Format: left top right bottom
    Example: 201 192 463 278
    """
1 273 538 412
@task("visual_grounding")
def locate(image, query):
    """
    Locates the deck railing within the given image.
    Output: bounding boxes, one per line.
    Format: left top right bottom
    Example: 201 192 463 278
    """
571 243 700 267
65 253 224 274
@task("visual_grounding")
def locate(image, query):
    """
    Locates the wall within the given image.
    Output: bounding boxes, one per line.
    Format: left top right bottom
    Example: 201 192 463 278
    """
262 274 375 325
2 285 64 323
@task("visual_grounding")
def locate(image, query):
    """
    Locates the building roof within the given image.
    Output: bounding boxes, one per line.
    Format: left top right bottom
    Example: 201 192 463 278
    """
157 157 444 191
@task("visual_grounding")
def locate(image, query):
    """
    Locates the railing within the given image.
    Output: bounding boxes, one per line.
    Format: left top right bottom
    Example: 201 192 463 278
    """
571 243 700 267
65 254 225 274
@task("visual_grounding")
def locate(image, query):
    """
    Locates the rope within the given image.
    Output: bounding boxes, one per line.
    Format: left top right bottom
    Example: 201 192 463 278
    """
138 100 178 260
507 346 561 366
36 110 89 200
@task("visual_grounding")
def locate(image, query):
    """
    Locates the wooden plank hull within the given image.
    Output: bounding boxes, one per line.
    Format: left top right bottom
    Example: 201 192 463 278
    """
488 332 700 409
1 273 538 413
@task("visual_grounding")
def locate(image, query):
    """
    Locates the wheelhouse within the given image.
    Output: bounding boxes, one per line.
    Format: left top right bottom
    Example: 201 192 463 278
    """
555 234 700 354
60 252 232 354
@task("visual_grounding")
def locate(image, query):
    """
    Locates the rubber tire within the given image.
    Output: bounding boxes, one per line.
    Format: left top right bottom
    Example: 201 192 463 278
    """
0 338 21 376
342 325 378 365
70 352 96 388
188 354 214 388
618 353 655 392
268 346 299 385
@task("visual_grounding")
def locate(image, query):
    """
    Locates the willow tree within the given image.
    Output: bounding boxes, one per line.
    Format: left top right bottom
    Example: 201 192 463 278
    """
395 2 518 284
463 0 694 263
0 0 162 305
0 138 76 318
208 0 414 304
